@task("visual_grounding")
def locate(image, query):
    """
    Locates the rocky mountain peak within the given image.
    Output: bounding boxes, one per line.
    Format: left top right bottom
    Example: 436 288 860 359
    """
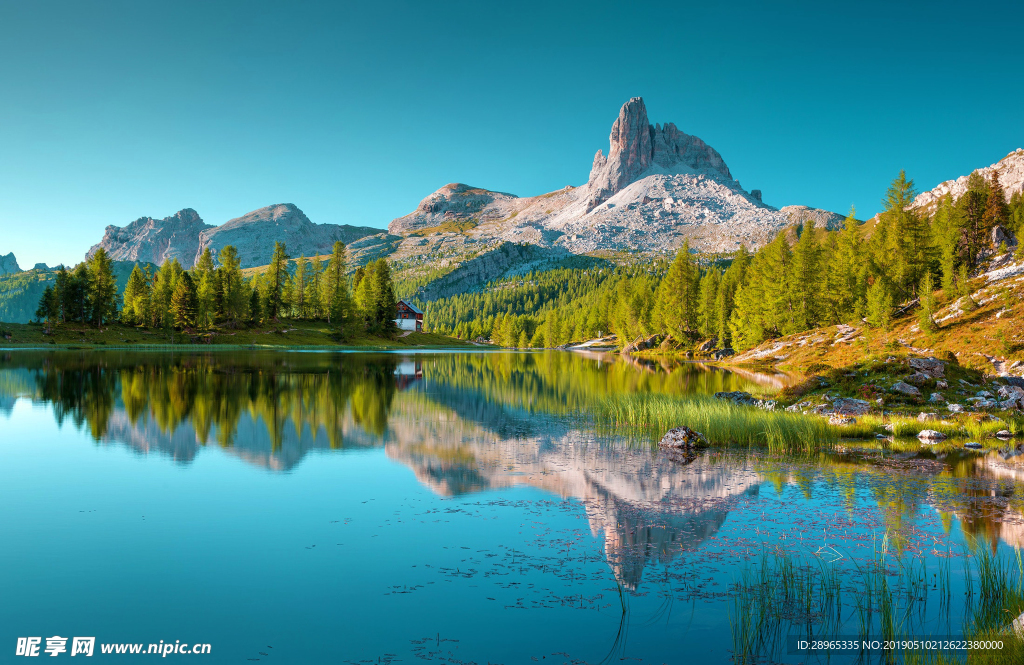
581 97 734 212
0 252 20 275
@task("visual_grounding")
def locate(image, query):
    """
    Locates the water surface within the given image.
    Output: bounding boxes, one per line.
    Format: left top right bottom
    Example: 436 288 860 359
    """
1 350 1021 663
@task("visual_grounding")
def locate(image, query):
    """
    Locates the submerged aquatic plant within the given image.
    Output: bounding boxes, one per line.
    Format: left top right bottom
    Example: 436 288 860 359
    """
595 393 838 452
730 542 1024 664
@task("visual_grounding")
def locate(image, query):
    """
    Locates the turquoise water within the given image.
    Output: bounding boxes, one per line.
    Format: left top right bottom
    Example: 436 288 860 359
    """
0 351 1021 663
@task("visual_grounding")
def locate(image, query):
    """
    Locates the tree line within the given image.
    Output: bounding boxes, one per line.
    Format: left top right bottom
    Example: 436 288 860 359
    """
36 241 401 337
425 169 1022 350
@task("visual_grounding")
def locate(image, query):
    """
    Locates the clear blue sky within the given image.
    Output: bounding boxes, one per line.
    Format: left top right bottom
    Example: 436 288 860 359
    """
1 0 1022 268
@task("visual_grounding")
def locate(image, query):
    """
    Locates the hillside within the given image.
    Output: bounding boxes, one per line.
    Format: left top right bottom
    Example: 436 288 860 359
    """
731 256 1024 379
0 261 151 324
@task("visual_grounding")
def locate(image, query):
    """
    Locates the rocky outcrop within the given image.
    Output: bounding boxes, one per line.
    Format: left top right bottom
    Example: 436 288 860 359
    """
195 204 378 268
87 209 212 266
0 252 20 275
911 148 1024 215
389 184 518 235
580 97 732 212
88 205 379 269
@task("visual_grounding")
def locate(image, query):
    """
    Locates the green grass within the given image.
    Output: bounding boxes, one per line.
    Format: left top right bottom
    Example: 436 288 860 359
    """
732 543 1024 665
0 320 473 350
595 393 838 453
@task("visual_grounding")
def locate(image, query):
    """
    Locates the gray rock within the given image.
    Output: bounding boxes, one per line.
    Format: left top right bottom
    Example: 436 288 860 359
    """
917 412 939 422
905 372 933 387
948 403 965 413
908 357 946 378
992 225 1019 251
892 381 922 397
918 429 947 441
929 392 945 403
936 380 948 389
995 430 1013 439
659 426 708 450
831 397 871 416
829 414 856 426
964 441 983 450
0 252 21 275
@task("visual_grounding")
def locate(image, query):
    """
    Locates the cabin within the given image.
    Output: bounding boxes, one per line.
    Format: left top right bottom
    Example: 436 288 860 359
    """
394 300 424 332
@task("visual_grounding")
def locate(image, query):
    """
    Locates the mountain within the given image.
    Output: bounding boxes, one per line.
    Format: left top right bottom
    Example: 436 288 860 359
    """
386 97 845 256
195 204 379 268
0 253 20 275
88 209 212 267
911 148 1024 215
88 204 379 269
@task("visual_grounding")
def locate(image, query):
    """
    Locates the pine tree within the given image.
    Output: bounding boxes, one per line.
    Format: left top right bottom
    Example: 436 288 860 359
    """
171 272 198 330
196 271 216 329
654 242 698 341
878 170 927 297
292 255 308 319
266 241 289 320
306 256 324 319
918 271 936 333
218 245 245 326
932 194 959 293
323 241 350 326
982 172 1010 232
35 285 59 329
87 248 118 326
866 278 893 330
956 172 990 268
789 220 821 330
121 264 149 325
697 269 720 340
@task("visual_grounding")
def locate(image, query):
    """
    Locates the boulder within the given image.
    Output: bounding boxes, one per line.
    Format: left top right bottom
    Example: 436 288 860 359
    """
622 335 662 354
995 430 1013 439
831 397 870 416
964 441 983 450
713 348 735 360
936 380 948 389
892 381 922 397
917 412 939 422
696 338 717 353
713 391 776 410
908 357 946 378
929 392 945 403
992 225 1019 251
905 372 933 387
829 414 856 426
658 426 708 450
948 403 965 413
918 429 947 442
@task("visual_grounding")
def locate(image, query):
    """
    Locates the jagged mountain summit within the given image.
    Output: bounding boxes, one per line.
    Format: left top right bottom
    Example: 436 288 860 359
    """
387 97 843 255
911 148 1024 215
0 252 20 275
89 204 379 268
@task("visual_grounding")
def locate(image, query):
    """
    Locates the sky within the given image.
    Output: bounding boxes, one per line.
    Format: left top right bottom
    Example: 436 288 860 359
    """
1 0 1022 268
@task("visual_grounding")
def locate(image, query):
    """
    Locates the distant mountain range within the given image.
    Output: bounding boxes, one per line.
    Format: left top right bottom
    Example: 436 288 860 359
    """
1 97 1022 324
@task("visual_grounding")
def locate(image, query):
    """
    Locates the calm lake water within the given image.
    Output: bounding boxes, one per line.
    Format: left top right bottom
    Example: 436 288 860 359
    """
1 350 1022 664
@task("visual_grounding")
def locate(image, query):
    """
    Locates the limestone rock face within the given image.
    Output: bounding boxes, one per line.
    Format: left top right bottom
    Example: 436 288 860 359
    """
195 204 379 268
385 96 844 256
87 209 211 267
580 97 732 212
88 205 380 269
911 148 1024 215
0 252 20 275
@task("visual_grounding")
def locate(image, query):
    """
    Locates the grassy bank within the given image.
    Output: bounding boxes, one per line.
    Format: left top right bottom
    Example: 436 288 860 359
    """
596 393 837 453
0 320 475 349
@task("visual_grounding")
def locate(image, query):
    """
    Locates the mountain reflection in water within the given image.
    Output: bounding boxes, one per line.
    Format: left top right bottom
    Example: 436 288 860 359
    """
2 349 1023 592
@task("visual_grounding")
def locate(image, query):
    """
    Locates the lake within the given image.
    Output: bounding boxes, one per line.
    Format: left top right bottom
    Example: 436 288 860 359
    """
1 350 1022 663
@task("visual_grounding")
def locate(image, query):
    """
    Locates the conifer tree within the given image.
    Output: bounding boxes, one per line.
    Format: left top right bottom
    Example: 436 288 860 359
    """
266 242 289 320
323 241 350 325
171 271 198 330
982 172 1010 232
292 255 308 318
306 256 324 320
956 172 990 268
196 271 216 329
865 278 893 330
87 247 118 326
789 220 821 330
654 242 698 341
218 245 245 326
697 269 720 340
35 285 59 330
918 271 936 333
121 264 149 325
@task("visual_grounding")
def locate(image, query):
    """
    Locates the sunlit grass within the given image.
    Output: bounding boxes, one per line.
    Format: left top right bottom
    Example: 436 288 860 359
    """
595 393 837 453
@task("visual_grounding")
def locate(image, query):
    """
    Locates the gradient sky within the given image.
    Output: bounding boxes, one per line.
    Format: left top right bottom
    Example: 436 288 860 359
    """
1 0 1022 268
